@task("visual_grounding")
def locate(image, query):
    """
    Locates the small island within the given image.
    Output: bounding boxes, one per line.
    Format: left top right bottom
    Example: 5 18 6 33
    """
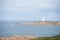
18 17 60 26
20 21 60 26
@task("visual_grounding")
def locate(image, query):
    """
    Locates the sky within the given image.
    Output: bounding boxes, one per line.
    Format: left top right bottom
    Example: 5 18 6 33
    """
0 0 60 21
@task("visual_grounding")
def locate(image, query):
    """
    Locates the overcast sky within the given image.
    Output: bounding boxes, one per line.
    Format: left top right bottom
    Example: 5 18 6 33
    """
0 0 60 21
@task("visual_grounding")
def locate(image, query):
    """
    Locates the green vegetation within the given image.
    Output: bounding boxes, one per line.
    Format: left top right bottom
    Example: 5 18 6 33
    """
31 35 60 40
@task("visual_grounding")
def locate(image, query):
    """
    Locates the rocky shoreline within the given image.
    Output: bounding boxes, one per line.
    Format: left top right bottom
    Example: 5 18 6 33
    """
20 21 60 26
0 35 60 40
0 36 38 40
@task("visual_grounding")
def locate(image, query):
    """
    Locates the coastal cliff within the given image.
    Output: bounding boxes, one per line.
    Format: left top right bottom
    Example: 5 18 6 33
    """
20 21 60 26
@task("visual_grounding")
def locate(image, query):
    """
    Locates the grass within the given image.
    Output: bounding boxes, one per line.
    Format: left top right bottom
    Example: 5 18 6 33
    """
31 35 60 40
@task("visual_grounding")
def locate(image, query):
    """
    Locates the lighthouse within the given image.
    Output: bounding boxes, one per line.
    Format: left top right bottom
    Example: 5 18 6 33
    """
42 16 45 22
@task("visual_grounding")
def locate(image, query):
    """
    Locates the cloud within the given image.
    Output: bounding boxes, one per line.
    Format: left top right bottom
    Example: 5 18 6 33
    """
0 0 60 21
47 13 60 17
1 0 59 9
15 0 59 8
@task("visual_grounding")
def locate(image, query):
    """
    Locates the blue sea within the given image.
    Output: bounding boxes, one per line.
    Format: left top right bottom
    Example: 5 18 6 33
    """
0 21 60 37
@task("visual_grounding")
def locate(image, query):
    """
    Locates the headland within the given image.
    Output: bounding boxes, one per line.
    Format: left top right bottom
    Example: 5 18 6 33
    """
19 21 60 26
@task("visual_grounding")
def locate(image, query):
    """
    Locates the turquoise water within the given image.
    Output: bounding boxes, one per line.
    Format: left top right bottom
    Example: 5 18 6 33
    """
0 24 60 37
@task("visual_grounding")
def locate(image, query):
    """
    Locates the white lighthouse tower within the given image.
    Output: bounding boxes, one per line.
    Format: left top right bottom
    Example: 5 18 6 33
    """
42 16 45 22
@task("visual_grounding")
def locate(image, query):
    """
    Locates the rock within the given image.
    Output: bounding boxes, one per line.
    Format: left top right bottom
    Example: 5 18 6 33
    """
20 21 60 26
0 36 38 40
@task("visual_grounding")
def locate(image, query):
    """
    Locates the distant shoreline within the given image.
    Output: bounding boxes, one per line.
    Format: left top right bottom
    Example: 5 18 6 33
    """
18 21 60 26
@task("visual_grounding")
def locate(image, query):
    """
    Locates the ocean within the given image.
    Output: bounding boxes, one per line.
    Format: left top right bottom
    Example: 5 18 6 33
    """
0 21 60 37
